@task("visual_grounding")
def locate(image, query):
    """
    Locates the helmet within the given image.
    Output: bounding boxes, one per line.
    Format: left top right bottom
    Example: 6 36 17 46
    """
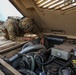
19 17 34 32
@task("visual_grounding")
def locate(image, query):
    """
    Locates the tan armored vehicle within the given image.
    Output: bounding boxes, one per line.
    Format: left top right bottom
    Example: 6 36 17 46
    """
0 0 76 75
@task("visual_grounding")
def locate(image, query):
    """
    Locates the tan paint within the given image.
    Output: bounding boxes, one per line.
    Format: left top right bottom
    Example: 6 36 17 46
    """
0 70 5 75
0 58 22 75
10 0 76 38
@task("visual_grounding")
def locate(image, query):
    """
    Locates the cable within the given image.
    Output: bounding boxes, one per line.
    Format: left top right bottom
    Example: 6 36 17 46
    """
29 55 35 71
59 62 70 75
34 55 57 65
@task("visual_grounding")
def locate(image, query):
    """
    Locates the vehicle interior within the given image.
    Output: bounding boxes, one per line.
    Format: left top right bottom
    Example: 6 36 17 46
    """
0 0 76 75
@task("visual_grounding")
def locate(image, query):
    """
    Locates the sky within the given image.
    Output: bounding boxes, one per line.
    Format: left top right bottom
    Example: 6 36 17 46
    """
0 0 23 21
